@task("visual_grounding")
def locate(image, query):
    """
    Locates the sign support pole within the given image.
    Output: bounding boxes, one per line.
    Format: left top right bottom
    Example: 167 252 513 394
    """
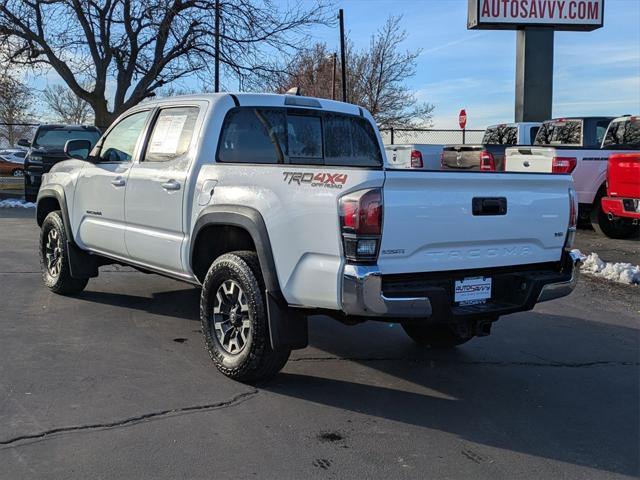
515 28 554 122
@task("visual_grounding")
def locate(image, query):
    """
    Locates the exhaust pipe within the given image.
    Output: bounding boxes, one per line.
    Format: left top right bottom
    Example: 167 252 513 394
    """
608 212 615 221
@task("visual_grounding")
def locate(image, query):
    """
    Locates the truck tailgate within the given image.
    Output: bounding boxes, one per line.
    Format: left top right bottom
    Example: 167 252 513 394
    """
441 146 482 170
505 146 555 172
378 171 572 274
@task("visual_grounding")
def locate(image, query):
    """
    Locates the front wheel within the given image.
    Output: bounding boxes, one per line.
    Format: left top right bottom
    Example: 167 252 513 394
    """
39 211 88 295
12 169 23 177
200 251 290 383
401 323 472 349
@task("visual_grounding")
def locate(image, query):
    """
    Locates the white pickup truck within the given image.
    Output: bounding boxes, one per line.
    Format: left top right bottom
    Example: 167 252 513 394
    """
384 144 444 170
504 117 640 232
35 93 581 382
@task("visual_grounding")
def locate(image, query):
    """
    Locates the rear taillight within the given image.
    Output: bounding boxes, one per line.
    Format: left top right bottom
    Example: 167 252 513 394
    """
440 152 446 169
479 150 495 171
339 188 382 261
552 157 577 174
410 150 423 168
565 187 578 249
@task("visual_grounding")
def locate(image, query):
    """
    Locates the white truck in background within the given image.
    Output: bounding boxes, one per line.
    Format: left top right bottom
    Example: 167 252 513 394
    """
35 93 582 383
384 144 444 170
505 116 640 237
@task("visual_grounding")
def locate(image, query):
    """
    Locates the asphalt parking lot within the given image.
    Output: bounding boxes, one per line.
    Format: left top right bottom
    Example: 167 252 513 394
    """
0 208 638 480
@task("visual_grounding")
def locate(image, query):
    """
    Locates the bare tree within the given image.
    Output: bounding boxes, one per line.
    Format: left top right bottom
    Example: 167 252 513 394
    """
42 84 93 124
0 0 330 128
259 16 434 129
0 72 33 146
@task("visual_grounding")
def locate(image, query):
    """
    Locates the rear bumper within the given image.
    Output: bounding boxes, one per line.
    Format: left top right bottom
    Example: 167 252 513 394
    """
601 196 640 220
341 250 582 320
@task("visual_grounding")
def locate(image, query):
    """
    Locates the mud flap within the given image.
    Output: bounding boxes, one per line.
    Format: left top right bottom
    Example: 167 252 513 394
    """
67 242 99 279
266 291 308 351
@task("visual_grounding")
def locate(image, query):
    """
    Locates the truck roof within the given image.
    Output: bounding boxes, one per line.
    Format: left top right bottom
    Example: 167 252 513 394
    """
544 116 616 122
140 92 363 117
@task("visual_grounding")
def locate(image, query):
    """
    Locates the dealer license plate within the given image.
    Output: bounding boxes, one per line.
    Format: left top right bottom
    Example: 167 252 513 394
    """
454 276 492 305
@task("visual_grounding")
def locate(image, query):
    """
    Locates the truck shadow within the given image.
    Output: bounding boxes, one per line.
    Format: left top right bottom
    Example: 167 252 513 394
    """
78 286 201 322
264 312 639 477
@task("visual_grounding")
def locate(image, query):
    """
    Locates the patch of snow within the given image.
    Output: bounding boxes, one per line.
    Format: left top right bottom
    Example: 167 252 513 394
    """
0 199 35 209
579 251 640 285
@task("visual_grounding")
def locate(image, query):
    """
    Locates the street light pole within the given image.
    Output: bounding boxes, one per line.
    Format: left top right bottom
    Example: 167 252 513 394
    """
331 52 337 100
214 0 220 93
338 9 347 102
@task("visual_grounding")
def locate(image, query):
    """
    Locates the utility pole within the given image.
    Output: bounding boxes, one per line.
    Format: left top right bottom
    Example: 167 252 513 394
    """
214 0 220 93
331 52 337 100
338 9 347 102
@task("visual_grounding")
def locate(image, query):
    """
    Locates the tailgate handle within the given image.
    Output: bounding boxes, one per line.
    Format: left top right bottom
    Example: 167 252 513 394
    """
472 197 507 216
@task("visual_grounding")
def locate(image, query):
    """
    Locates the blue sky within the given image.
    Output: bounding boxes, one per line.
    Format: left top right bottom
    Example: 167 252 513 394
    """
26 0 640 129
306 0 640 128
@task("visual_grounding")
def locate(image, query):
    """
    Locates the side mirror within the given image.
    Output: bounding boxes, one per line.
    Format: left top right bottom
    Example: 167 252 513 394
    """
64 139 92 160
17 139 30 148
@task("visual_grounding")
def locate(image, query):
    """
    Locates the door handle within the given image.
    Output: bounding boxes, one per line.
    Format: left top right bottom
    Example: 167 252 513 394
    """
161 179 181 191
111 177 125 187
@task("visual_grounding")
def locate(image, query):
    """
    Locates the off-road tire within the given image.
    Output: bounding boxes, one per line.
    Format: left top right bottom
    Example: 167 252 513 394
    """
200 251 290 383
402 323 472 349
590 196 639 239
39 211 88 295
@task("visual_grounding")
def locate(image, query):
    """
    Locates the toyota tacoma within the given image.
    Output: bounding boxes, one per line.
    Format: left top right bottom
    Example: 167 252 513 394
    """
36 93 582 382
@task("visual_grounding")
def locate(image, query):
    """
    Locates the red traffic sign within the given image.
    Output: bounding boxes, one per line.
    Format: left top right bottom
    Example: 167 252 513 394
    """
458 109 467 129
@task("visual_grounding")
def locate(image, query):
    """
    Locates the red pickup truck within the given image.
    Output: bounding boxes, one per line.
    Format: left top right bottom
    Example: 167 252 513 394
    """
596 152 640 238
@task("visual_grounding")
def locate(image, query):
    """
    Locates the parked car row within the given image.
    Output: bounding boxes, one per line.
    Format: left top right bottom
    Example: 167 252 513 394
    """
0 148 26 177
386 115 639 239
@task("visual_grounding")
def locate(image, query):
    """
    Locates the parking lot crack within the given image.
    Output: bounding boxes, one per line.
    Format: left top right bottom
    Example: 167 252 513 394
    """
0 388 258 448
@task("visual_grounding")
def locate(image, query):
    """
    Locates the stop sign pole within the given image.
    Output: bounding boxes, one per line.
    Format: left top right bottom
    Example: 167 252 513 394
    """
459 109 467 144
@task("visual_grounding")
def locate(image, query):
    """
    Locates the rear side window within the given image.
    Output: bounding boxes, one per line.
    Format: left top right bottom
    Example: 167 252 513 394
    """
534 120 583 146
482 126 517 145
324 113 382 167
145 107 200 162
217 107 382 168
602 118 640 149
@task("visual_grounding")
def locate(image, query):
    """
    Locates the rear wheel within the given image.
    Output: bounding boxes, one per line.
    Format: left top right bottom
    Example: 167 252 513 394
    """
591 197 639 239
200 251 290 382
39 211 88 295
401 323 472 349
12 169 23 177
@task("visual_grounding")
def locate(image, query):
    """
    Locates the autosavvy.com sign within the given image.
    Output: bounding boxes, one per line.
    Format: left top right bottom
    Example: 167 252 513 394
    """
468 0 604 30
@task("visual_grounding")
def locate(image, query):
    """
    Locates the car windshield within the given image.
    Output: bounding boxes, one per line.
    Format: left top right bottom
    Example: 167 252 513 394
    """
534 120 583 146
602 118 640 149
482 125 518 145
33 129 101 149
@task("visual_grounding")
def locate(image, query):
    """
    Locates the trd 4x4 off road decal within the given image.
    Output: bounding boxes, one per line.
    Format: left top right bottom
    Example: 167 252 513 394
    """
283 172 348 189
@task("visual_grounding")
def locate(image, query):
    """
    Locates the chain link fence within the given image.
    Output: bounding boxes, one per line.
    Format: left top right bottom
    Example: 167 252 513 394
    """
380 128 485 145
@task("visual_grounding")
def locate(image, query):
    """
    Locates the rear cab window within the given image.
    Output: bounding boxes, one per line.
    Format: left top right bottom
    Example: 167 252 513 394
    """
482 125 517 145
217 107 382 168
602 117 640 149
33 127 101 150
534 119 583 146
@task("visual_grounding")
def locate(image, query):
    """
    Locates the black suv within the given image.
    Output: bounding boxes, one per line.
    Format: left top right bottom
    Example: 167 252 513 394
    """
19 125 101 202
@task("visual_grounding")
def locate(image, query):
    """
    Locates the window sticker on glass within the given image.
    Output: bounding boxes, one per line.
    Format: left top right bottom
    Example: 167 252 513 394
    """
149 115 188 154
